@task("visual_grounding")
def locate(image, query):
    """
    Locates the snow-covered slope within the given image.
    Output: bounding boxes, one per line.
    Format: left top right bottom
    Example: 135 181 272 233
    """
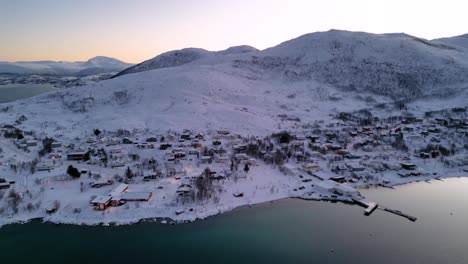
0 56 133 75
1 30 467 138
248 30 468 99
113 46 258 78
433 33 468 51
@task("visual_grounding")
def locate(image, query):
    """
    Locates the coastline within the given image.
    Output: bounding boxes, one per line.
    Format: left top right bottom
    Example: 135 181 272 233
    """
1 174 465 229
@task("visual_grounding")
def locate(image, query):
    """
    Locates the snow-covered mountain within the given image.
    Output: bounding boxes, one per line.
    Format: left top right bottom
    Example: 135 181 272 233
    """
113 46 258 78
1 30 467 138
433 33 468 51
251 30 468 99
0 56 133 76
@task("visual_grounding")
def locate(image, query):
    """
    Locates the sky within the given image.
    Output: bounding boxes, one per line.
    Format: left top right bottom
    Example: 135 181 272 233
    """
1 0 467 63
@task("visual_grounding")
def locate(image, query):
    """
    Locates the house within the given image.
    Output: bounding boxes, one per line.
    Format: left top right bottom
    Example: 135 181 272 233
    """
0 182 10 190
181 131 192 140
177 184 192 195
233 144 247 152
194 133 205 140
91 196 112 210
36 162 54 172
48 153 62 159
200 156 212 163
315 180 359 197
121 192 152 202
346 163 365 172
137 143 154 149
110 197 122 207
218 129 230 135
90 180 112 188
159 143 172 150
67 150 88 160
234 153 248 161
109 183 128 197
122 137 133 144
144 174 160 181
110 161 125 168
109 148 122 154
215 156 229 164
26 140 38 147
302 163 320 172
420 152 431 159
248 158 257 166
330 176 346 183
146 137 158 142
166 154 175 161
174 152 186 159
401 163 416 170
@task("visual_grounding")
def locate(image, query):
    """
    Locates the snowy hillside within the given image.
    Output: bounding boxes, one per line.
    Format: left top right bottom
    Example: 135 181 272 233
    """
249 30 468 99
433 33 468 51
0 56 133 75
1 30 467 138
113 46 258 78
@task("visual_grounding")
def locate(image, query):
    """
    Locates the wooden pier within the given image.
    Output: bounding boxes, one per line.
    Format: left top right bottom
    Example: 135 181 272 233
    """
384 208 417 222
352 197 378 216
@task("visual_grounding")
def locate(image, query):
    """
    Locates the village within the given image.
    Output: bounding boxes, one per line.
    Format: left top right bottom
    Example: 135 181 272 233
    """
0 105 467 226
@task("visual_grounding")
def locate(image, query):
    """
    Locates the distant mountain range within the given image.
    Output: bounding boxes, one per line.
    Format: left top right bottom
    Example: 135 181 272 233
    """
0 56 133 76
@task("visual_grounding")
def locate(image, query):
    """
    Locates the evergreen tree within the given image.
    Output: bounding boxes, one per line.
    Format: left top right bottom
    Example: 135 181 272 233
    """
67 165 81 179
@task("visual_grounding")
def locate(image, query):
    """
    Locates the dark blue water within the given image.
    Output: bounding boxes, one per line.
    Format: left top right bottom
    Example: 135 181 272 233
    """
0 83 57 103
1 177 467 264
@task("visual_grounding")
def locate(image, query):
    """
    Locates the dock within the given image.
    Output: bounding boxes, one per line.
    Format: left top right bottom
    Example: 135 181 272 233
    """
352 197 378 216
384 208 417 222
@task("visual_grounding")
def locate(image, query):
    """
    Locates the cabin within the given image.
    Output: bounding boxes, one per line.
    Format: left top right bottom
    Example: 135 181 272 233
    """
90 180 112 188
0 182 10 190
159 143 172 150
67 150 88 161
36 162 54 172
122 137 133 144
330 176 346 183
146 137 158 142
121 192 152 202
26 140 38 147
180 131 192 140
91 196 112 210
218 130 230 135
401 163 416 170
215 156 229 164
302 163 320 172
177 184 192 196
200 156 212 163
346 163 365 172
194 133 205 140
234 153 248 161
51 141 62 148
144 174 160 181
48 153 62 159
233 145 247 153
420 152 431 159
174 152 186 159
110 161 125 168
137 143 154 149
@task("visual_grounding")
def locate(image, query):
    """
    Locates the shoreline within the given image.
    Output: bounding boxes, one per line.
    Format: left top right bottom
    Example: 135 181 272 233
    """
1 175 465 229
